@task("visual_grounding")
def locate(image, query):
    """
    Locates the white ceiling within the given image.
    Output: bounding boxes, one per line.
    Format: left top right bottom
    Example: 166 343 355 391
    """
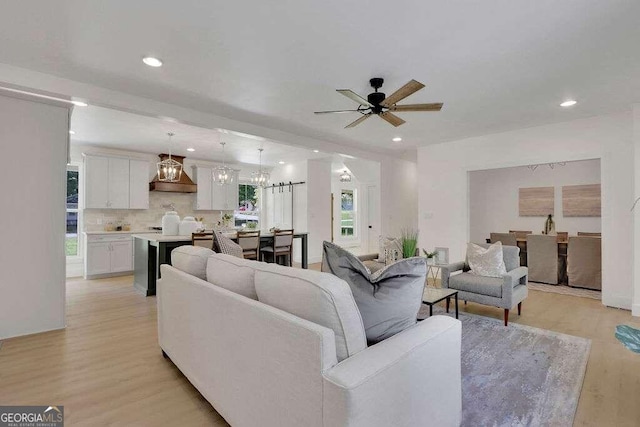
70 105 327 166
1 1 640 151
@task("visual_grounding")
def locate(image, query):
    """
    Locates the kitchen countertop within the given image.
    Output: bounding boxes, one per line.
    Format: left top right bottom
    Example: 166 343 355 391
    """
131 233 193 242
84 230 149 235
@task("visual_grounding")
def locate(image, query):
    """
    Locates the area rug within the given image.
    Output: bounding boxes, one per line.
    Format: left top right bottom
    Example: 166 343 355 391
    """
419 306 591 426
526 282 601 300
615 325 640 353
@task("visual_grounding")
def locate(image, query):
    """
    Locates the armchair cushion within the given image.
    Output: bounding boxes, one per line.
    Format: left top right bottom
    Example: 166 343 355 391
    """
448 272 503 298
322 241 426 343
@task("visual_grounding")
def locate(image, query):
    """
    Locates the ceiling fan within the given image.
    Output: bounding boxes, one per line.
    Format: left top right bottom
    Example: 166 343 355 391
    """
314 78 443 128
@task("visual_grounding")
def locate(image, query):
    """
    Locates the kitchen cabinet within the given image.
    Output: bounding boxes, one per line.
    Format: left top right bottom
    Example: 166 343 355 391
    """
193 166 238 211
129 159 150 209
84 154 149 209
84 233 133 279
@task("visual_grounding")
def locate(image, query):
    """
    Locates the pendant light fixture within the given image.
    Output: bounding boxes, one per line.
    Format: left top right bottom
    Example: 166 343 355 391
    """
156 132 182 182
212 141 234 185
340 169 352 183
251 148 270 188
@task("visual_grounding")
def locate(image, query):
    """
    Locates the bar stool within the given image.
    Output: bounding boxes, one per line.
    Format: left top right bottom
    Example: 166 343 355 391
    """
192 232 214 249
237 230 261 260
261 229 294 266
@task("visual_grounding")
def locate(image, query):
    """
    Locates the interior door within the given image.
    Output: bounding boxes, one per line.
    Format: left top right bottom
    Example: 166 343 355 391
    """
367 185 380 253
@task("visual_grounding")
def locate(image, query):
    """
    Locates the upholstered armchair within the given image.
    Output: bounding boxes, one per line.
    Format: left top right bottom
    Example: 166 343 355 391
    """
440 244 528 326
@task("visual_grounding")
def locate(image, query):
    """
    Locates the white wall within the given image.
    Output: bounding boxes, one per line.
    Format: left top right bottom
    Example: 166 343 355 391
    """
469 159 601 243
633 104 640 316
0 92 70 339
418 112 634 310
306 159 332 263
380 157 418 237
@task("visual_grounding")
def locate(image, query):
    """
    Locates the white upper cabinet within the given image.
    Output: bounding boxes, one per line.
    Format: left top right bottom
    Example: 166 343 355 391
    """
129 159 150 209
194 166 213 211
84 154 149 209
85 156 110 208
108 157 130 209
194 166 238 211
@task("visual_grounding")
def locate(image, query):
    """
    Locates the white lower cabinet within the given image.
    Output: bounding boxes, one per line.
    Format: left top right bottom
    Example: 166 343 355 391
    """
84 233 133 278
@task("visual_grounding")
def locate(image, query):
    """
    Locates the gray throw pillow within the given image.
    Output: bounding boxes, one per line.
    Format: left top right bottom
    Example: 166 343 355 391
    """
213 230 244 259
321 241 427 343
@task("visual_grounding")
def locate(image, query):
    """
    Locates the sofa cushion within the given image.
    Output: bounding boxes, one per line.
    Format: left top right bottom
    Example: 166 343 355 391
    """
449 272 503 298
206 253 267 300
171 246 215 280
322 241 426 343
466 242 507 278
255 266 367 362
213 230 244 258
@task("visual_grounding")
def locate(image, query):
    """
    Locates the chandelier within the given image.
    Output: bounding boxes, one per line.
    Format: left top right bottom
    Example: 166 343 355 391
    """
340 170 352 183
527 162 567 171
212 141 234 185
251 148 270 188
156 132 182 182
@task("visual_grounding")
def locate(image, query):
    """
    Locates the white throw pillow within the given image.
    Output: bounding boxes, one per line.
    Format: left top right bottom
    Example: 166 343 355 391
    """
378 236 403 264
255 267 367 362
171 246 215 280
467 242 507 278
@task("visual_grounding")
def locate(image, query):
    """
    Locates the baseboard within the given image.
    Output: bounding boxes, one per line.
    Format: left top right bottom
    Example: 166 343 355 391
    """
632 303 640 317
603 294 632 311
66 262 84 278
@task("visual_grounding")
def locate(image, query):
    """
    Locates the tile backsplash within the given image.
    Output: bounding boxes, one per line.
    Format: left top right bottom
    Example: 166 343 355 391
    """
83 192 230 232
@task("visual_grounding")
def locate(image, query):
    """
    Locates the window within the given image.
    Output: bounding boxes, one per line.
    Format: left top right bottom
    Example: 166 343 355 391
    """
235 183 260 228
66 166 79 256
341 189 356 237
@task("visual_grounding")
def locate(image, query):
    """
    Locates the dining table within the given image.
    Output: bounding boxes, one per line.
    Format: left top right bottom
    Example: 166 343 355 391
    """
225 230 309 269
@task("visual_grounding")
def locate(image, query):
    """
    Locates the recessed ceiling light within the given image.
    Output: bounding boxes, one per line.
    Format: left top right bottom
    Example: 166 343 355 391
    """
69 130 75 135
560 100 577 107
278 161 285 165
142 56 163 67
392 137 402 142
313 149 320 153
186 148 195 152
71 100 88 107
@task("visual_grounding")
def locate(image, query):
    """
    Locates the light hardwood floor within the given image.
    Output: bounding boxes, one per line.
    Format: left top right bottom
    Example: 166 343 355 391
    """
1 270 639 426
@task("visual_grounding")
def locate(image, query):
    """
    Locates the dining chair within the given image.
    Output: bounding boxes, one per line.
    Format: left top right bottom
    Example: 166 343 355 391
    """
508 230 532 266
567 236 602 290
237 230 261 260
490 232 517 247
555 231 569 243
526 234 559 284
192 232 214 249
577 232 601 237
261 229 294 266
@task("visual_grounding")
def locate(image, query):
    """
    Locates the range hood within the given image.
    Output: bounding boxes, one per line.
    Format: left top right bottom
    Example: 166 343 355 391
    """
149 154 197 193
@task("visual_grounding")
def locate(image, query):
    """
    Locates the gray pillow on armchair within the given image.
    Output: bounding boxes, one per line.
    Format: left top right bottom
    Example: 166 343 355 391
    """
321 241 427 343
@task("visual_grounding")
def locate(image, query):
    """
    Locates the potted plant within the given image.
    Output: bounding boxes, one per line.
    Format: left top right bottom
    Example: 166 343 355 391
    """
422 249 437 265
401 228 419 259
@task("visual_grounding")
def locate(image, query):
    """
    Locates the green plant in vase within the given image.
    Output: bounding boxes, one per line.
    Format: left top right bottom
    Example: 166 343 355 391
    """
422 249 437 265
401 228 419 259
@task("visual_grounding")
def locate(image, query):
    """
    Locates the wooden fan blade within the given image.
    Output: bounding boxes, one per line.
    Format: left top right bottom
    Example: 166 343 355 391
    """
345 113 372 128
389 103 443 112
337 89 374 107
379 111 406 127
314 109 362 114
380 80 425 107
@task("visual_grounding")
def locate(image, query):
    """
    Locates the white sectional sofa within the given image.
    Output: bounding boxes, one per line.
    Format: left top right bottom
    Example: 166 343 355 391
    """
157 248 462 427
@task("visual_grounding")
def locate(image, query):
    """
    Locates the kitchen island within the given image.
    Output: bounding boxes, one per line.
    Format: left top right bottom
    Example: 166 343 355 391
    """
132 233 193 296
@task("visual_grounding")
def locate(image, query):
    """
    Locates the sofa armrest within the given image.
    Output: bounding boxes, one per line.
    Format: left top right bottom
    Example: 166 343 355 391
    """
357 253 379 262
501 266 528 303
322 316 462 427
440 261 466 288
